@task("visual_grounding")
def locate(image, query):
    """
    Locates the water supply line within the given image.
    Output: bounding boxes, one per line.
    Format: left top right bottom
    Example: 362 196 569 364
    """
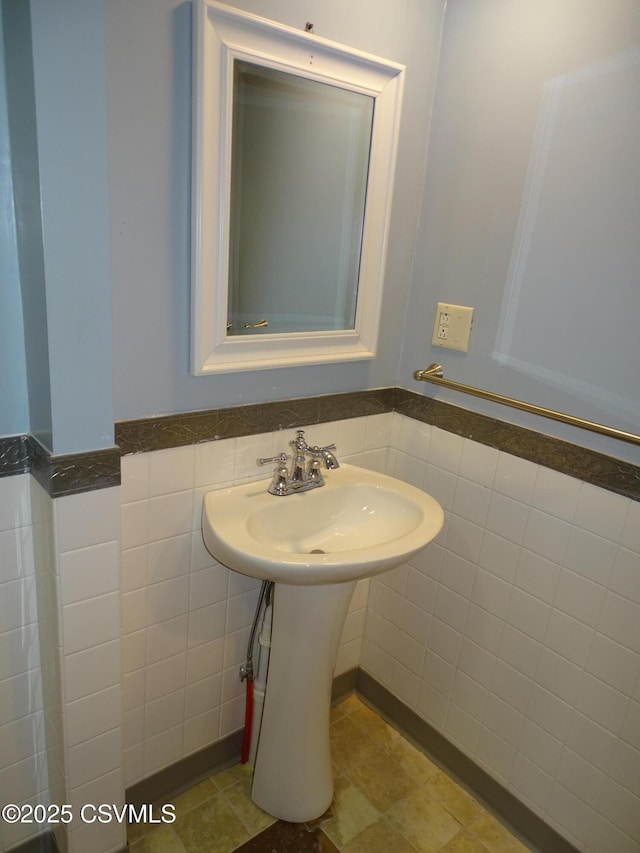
249 598 272 766
241 679 253 766
240 580 272 764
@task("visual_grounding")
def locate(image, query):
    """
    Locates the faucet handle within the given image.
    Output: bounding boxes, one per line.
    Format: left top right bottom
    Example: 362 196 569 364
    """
257 452 289 466
257 452 291 496
290 429 309 451
307 443 336 456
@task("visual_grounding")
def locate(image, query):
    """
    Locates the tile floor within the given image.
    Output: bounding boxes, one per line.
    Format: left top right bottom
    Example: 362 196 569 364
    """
127 695 532 853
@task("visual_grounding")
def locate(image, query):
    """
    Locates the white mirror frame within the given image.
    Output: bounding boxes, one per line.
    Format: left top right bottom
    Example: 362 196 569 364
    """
191 0 405 374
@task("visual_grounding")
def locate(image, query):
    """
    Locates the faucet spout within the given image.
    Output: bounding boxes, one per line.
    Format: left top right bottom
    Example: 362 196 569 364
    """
318 448 339 469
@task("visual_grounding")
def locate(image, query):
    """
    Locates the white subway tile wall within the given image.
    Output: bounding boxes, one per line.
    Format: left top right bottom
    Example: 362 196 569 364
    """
2 480 127 853
53 485 126 853
0 475 48 852
363 413 640 853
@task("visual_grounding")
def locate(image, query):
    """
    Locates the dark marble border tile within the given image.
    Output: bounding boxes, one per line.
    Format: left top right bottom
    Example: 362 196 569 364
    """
3 387 638 500
115 387 639 501
357 669 579 853
395 389 640 502
0 434 31 478
114 389 398 455
28 436 121 498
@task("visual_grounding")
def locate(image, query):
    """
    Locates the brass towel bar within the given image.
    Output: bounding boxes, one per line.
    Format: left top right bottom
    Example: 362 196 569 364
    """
414 364 640 447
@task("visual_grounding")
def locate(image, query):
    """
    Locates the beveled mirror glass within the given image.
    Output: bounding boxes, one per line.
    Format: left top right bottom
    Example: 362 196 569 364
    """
191 0 405 374
228 61 373 337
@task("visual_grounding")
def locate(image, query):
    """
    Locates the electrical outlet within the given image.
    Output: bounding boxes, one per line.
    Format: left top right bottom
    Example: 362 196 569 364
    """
431 302 474 352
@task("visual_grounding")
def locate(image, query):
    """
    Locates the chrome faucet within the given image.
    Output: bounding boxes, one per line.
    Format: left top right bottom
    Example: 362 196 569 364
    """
257 429 339 495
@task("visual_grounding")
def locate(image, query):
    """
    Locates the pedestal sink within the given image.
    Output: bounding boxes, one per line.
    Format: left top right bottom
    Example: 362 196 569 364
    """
202 464 444 822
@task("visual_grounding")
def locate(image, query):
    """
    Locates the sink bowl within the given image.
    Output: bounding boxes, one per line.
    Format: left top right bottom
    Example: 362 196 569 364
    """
202 464 444 585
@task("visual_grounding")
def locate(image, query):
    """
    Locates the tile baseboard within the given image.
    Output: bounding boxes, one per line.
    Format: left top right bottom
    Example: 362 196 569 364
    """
126 729 244 810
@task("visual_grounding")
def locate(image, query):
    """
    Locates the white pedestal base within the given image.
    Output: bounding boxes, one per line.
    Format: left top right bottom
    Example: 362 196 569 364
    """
251 580 356 822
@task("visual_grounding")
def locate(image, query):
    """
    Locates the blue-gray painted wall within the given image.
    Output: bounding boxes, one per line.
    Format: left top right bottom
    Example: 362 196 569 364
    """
29 0 115 453
0 5 30 437
2 0 639 465
400 0 640 465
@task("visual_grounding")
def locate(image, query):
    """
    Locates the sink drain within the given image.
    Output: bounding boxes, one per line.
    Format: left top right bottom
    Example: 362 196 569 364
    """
309 548 325 554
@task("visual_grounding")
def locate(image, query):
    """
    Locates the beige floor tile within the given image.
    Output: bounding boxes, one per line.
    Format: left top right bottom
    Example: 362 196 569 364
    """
349 703 397 749
346 751 419 812
387 787 463 853
440 830 493 853
469 811 531 853
126 700 531 853
165 778 218 818
321 774 380 847
210 762 254 791
330 703 347 724
132 826 188 852
173 792 249 853
127 819 151 845
343 816 417 853
424 772 482 826
128 809 176 846
335 694 365 716
222 777 275 835
330 715 379 773
384 729 441 784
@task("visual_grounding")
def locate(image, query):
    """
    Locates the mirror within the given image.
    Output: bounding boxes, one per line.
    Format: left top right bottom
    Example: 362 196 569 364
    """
191 0 405 374
228 61 373 337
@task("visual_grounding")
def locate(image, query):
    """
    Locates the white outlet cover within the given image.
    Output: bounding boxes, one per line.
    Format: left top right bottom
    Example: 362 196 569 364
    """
431 302 474 352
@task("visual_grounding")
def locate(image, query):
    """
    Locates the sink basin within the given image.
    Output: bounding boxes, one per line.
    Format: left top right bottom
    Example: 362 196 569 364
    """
202 464 444 585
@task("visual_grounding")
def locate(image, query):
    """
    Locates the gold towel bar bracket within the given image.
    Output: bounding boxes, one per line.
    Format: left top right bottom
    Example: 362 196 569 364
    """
413 364 640 447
